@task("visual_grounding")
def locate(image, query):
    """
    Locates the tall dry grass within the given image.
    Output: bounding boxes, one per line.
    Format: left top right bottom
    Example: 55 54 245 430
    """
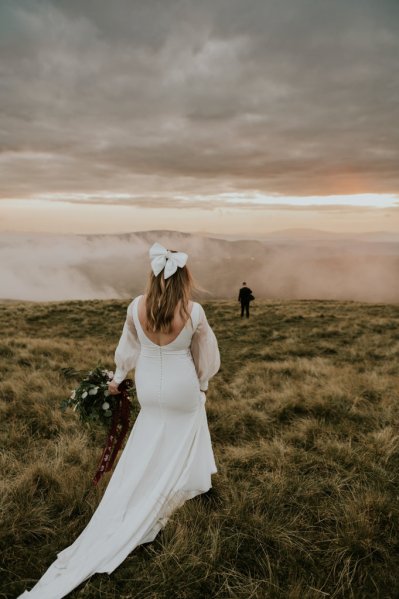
1 298 399 598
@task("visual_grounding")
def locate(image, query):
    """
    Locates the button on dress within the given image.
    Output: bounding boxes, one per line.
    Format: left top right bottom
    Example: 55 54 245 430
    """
18 296 220 598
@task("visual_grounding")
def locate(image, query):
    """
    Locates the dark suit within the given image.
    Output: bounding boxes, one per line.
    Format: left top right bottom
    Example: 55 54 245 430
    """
238 286 252 318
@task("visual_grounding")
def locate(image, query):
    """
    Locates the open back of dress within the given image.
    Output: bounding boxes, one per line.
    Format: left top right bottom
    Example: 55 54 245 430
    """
18 295 220 599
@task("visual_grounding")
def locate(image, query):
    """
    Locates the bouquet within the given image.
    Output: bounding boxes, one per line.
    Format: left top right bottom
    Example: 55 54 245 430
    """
60 366 134 426
60 365 136 485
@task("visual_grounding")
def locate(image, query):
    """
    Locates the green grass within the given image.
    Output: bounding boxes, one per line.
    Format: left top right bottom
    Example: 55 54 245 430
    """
1 298 399 599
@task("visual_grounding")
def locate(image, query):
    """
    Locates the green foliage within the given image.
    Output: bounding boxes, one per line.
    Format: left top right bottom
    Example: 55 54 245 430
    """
0 298 399 598
59 365 136 426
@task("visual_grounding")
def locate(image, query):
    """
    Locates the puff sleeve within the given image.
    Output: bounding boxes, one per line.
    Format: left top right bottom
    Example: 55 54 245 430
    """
113 301 141 384
190 304 221 391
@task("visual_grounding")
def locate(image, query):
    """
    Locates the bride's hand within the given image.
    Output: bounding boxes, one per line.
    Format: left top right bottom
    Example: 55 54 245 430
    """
107 380 120 395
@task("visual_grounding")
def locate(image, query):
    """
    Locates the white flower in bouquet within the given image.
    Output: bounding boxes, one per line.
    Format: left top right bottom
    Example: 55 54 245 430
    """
82 391 88 399
102 401 110 410
88 386 99 395
70 389 76 400
107 371 114 379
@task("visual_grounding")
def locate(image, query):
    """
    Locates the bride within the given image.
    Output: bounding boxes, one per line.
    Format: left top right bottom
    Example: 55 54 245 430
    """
18 242 221 598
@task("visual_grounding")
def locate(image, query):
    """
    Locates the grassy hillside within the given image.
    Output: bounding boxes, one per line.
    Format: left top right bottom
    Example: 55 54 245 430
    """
1 298 399 599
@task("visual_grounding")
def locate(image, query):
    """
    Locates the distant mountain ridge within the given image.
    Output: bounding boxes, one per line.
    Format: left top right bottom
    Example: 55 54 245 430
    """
261 229 399 242
0 229 398 302
2 228 398 243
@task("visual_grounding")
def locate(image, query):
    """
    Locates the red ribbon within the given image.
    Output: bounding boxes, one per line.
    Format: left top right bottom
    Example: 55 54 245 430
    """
92 379 132 486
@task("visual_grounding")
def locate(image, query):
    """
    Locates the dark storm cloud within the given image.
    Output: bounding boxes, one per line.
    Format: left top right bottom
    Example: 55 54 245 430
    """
1 0 398 200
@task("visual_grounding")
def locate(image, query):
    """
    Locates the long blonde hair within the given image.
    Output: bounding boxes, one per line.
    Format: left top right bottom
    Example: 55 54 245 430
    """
143 250 201 334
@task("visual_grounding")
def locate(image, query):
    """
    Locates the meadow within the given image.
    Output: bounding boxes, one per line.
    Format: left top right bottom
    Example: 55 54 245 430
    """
1 298 398 599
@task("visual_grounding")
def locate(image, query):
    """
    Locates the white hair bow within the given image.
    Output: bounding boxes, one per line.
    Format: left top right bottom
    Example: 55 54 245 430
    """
149 242 188 279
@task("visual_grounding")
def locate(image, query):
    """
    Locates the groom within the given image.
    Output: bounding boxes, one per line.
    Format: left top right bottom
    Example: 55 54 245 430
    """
238 282 253 318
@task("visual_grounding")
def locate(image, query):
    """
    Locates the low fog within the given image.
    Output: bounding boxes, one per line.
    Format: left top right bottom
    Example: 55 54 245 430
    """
0 230 398 303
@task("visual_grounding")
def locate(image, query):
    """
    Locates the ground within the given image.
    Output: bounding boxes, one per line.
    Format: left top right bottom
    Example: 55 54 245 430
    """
1 298 399 599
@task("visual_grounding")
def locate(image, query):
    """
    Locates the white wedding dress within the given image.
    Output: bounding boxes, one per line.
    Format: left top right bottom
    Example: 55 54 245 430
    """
18 295 220 598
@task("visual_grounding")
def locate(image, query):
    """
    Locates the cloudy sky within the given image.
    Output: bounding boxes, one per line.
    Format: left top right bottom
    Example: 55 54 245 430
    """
1 0 398 236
